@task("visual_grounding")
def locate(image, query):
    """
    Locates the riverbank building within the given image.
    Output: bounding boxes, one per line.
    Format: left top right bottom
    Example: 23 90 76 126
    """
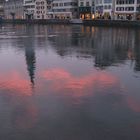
78 0 95 20
95 0 115 19
52 0 78 19
4 0 24 19
114 0 140 20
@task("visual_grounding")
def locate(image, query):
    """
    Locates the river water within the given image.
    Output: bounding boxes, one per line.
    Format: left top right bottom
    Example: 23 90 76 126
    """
0 24 140 140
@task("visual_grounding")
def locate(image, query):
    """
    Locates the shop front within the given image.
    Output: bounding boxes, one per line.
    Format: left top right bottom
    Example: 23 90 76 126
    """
115 13 136 20
79 6 92 20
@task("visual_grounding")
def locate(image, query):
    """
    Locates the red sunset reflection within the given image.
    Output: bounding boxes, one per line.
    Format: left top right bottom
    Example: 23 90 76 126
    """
0 71 32 96
14 103 38 129
0 71 39 130
40 68 119 97
126 96 140 112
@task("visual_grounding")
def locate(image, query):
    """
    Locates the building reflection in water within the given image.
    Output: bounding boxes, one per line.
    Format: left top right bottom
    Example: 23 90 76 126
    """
134 30 140 71
24 25 36 88
0 25 140 140
47 25 140 71
25 45 36 87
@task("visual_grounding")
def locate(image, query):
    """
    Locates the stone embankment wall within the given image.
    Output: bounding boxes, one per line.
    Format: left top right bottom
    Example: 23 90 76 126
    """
2 19 70 24
1 19 140 27
83 20 140 27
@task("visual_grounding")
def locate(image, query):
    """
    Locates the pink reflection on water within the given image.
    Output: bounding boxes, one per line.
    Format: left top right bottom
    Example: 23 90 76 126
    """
14 103 38 129
40 68 119 97
126 96 140 112
0 71 39 129
0 71 32 96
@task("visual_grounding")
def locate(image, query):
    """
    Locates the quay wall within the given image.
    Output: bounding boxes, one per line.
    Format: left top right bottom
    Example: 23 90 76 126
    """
1 19 140 27
2 19 70 25
83 20 140 27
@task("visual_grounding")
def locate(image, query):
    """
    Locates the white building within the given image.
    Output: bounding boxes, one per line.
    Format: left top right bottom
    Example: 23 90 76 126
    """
4 0 24 19
78 0 95 19
95 0 114 19
115 0 140 20
34 0 53 19
46 0 53 19
52 0 78 19
24 0 35 19
34 0 47 19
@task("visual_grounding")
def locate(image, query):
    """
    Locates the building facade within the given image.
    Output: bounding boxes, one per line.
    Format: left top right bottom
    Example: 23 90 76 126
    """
78 0 95 20
34 0 53 19
114 0 140 20
52 0 78 19
95 0 114 19
46 0 53 19
24 0 35 19
34 0 47 19
4 0 24 19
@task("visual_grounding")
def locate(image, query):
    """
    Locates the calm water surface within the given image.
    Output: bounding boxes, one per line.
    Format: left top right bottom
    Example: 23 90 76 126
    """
0 24 140 140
